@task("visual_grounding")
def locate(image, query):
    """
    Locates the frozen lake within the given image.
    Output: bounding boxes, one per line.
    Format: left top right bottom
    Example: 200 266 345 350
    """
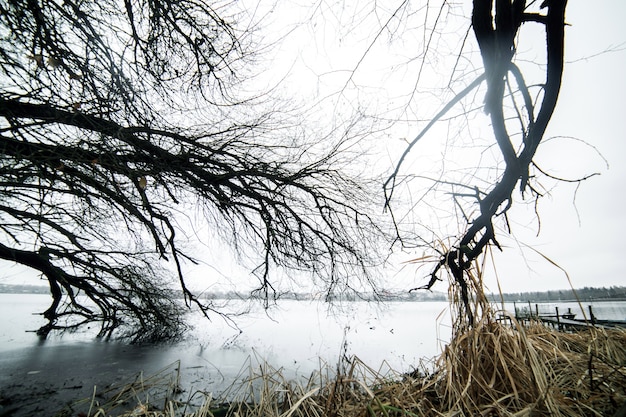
0 294 454 367
0 293 454 416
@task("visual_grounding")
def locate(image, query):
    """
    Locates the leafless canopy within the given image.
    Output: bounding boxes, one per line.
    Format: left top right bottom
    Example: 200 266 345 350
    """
0 0 383 340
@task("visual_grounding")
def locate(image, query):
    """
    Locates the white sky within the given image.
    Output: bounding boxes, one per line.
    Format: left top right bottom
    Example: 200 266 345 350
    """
483 1 626 293
2 1 624 296
246 0 626 295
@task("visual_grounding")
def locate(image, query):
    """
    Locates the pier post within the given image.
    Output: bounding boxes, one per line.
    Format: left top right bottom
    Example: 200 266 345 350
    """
588 305 596 325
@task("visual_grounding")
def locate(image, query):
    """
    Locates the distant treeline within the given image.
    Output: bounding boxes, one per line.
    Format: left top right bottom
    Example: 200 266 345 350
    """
0 283 49 294
487 286 626 303
199 289 449 302
1 283 625 302
0 283 448 301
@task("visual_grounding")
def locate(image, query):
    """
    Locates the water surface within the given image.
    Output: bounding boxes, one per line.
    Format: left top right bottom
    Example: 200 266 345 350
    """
1 294 624 416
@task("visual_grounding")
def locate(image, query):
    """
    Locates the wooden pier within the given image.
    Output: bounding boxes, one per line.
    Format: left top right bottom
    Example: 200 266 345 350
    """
508 302 626 331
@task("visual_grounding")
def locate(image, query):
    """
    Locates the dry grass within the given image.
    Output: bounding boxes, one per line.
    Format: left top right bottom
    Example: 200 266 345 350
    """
64 249 626 416
73 317 626 417
414 318 626 416
71 269 626 417
64 361 185 416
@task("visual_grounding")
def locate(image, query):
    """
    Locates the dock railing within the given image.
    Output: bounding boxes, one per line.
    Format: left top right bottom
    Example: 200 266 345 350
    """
508 302 625 331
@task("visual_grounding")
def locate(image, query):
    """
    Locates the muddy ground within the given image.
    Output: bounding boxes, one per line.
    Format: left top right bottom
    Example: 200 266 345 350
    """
0 341 239 417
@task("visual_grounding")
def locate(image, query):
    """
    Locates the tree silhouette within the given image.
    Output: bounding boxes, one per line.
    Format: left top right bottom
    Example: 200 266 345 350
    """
0 0 383 340
384 0 577 323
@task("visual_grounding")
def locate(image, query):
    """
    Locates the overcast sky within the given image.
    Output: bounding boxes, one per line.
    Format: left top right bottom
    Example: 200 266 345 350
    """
251 0 626 294
482 1 626 293
2 1 624 296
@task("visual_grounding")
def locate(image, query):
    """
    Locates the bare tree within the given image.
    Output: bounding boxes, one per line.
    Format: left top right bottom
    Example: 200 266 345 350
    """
0 0 384 340
384 0 587 323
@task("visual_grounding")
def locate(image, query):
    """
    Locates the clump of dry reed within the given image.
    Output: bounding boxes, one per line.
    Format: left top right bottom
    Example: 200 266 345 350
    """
388 266 626 417
427 317 626 416
313 314 625 417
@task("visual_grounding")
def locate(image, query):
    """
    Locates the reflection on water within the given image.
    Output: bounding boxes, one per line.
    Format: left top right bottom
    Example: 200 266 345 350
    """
0 294 454 368
2 295 625 372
